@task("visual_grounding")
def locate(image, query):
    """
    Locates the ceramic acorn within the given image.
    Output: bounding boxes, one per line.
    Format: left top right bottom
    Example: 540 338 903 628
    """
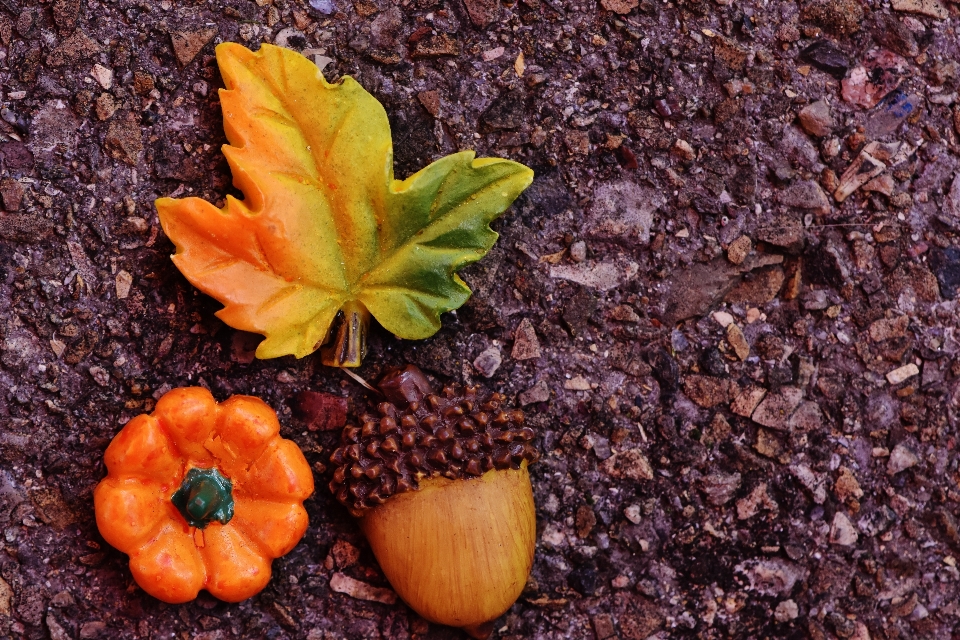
329 365 539 639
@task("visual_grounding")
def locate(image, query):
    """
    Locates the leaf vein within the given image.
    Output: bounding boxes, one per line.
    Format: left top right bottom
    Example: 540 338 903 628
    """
375 172 515 269
261 59 355 285
362 283 458 303
256 283 303 314
248 106 298 132
192 257 242 280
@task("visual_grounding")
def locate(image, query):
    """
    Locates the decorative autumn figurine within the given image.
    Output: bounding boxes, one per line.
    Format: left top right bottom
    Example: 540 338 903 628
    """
156 43 533 367
329 365 539 639
94 388 314 603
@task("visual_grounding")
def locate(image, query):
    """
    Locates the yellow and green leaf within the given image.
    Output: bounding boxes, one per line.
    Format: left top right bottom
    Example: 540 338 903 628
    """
156 43 533 366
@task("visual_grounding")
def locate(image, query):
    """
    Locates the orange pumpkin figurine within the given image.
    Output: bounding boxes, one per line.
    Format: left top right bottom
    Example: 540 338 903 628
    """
94 387 314 603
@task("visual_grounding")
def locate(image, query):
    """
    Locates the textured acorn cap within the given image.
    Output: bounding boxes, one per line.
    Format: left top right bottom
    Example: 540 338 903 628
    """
328 366 539 514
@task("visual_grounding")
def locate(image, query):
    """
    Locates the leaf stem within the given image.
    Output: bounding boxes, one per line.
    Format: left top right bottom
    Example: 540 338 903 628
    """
321 300 371 367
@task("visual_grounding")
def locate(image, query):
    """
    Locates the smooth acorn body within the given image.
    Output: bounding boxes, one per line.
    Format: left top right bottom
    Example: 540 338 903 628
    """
360 466 536 637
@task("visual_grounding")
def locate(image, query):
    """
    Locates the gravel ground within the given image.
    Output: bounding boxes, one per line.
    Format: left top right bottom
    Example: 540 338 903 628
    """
2 0 960 638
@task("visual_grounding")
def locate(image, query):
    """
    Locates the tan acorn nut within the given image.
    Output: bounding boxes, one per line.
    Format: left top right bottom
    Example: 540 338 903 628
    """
328 365 539 639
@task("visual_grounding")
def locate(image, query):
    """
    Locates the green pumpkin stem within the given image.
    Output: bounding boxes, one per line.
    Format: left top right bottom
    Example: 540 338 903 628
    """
171 467 234 529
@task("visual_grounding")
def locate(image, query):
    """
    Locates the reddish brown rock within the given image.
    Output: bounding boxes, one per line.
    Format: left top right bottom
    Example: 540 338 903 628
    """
463 0 500 27
409 33 460 58
713 36 748 72
802 0 865 36
841 51 908 109
600 448 654 481
731 386 767 417
52 0 80 33
512 318 542 360
0 214 54 242
869 315 909 341
104 116 143 165
601 0 639 13
834 467 864 502
798 100 834 137
293 391 348 431
684 375 738 408
0 178 25 212
170 27 217 67
700 472 742 505
46 31 102 66
417 90 441 117
727 236 752 265
565 130 590 155
752 388 803 430
30 486 78 530
737 482 778 519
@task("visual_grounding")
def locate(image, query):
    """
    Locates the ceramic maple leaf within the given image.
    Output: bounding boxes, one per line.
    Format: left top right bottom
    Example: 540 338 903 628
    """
157 43 533 366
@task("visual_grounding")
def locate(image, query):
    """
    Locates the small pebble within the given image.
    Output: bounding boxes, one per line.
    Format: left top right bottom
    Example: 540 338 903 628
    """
712 310 735 327
727 235 751 265
829 511 858 546
473 347 502 378
671 138 695 161
329 573 397 604
569 240 587 262
519 380 550 405
564 375 592 391
511 318 542 360
798 100 833 137
774 599 799 622
726 323 750 360
887 443 919 475
115 270 133 299
90 64 113 89
886 363 919 385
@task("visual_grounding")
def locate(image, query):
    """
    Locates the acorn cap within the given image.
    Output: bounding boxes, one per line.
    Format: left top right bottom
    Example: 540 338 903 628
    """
329 366 540 513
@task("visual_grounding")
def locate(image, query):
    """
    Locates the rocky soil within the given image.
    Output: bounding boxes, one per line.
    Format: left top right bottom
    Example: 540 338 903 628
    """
1 0 960 637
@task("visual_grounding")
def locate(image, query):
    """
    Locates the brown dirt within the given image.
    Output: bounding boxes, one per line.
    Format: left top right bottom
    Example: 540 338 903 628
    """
1 0 960 638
